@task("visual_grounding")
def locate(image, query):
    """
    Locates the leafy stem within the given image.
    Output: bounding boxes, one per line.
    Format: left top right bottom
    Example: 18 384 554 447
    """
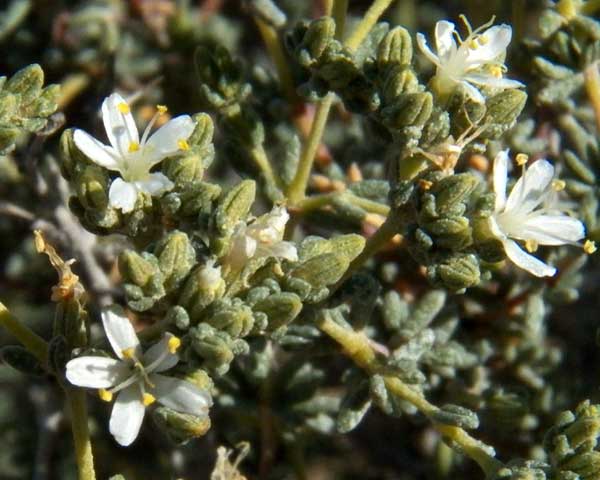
316 312 503 477
286 0 396 205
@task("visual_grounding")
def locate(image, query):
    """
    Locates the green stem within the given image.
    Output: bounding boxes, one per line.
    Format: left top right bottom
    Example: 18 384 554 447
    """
0 302 48 365
297 192 391 216
255 17 299 105
65 388 96 480
344 0 396 52
286 94 335 204
332 0 349 40
317 314 503 477
251 144 284 192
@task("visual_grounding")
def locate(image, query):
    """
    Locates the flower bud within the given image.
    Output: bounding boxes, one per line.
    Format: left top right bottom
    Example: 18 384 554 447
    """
377 27 413 68
253 292 303 331
153 406 211 445
179 262 226 322
154 231 197 294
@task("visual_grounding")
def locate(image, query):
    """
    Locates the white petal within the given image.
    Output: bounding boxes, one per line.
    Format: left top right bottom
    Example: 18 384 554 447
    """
143 115 196 167
101 305 141 360
464 73 524 89
416 33 442 67
435 21 457 60
267 241 299 262
73 130 121 171
493 150 509 211
461 81 486 103
134 172 174 196
505 160 554 214
143 335 179 373
502 238 556 277
66 356 128 388
517 215 585 245
466 25 512 65
109 386 145 446
108 178 139 213
150 374 212 415
102 93 139 156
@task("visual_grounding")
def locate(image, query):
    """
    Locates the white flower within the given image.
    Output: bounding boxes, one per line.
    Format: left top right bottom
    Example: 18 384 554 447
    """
489 150 585 277
224 206 298 272
66 306 212 446
73 93 196 213
417 19 523 103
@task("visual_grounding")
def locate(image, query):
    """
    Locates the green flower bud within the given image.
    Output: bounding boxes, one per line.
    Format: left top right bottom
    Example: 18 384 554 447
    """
54 298 88 349
381 92 433 130
483 89 527 129
213 180 256 237
118 251 165 311
377 27 413 68
299 17 336 65
154 231 197 293
429 253 480 292
166 305 191 330
153 406 211 444
431 173 479 216
189 325 235 374
253 292 303 331
75 165 109 210
179 262 226 322
206 301 254 338
381 66 420 104
290 253 348 288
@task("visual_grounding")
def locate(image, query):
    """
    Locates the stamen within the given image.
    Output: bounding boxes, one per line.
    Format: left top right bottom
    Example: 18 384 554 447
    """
525 239 539 253
157 104 168 115
552 179 566 191
584 239 597 254
418 179 433 191
117 102 130 114
122 347 136 359
128 141 140 153
142 393 156 406
490 65 503 78
515 153 529 166
98 389 113 402
478 35 489 45
168 336 181 354
178 139 190 151
468 39 479 50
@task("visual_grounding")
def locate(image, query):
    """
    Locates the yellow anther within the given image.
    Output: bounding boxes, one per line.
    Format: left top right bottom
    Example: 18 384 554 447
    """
128 141 140 153
525 239 539 253
122 347 135 359
98 389 113 402
584 239 597 254
490 65 503 78
177 139 190 151
168 336 181 354
478 35 489 45
516 153 529 166
157 104 168 115
468 38 479 49
418 179 433 191
142 393 156 406
117 102 131 114
552 179 566 191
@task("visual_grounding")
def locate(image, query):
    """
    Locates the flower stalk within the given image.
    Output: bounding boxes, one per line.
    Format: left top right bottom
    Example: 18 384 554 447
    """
65 387 97 480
